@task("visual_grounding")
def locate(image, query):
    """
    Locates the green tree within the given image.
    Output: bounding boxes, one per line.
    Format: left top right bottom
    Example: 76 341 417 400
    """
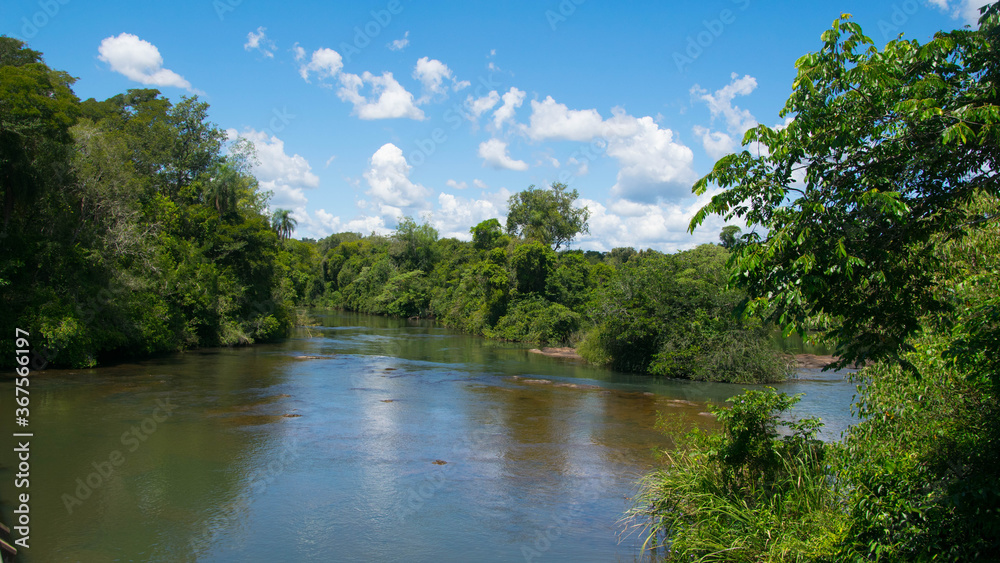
390 216 438 272
0 36 79 229
688 10 1000 370
271 209 297 241
470 218 506 251
718 225 740 249
505 182 589 250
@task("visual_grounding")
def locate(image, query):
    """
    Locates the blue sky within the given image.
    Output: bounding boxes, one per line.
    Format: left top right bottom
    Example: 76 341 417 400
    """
4 0 986 250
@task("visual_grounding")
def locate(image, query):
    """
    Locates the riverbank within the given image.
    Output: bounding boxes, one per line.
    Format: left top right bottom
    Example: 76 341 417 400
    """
530 347 848 371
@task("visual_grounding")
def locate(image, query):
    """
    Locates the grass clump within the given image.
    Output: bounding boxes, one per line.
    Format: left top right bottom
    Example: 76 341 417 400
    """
623 389 847 562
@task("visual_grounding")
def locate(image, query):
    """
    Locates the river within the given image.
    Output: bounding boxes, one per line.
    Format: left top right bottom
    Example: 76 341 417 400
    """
0 311 858 562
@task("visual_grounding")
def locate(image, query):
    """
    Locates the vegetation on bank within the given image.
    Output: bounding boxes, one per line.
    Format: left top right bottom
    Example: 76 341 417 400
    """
628 7 1000 561
0 38 293 368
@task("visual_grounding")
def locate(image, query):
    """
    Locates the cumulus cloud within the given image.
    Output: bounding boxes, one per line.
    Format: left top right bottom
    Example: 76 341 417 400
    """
523 96 606 141
244 26 276 58
227 128 319 212
388 31 410 51
691 73 758 138
521 98 696 201
97 33 193 91
292 42 306 62
446 179 468 190
299 47 344 82
467 90 501 120
363 143 432 214
492 87 525 130
690 73 778 159
606 116 697 201
338 71 424 120
428 190 511 239
413 57 467 102
576 190 740 252
692 125 735 160
478 138 529 171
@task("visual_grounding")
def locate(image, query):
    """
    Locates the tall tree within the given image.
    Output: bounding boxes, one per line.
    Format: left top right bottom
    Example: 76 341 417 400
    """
0 36 79 229
506 182 589 250
272 208 297 241
688 9 1000 370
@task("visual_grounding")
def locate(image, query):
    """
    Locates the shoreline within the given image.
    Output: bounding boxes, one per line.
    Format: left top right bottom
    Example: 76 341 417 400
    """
529 347 852 371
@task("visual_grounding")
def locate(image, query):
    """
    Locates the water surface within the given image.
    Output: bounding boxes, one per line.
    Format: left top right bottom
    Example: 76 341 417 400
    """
0 311 857 561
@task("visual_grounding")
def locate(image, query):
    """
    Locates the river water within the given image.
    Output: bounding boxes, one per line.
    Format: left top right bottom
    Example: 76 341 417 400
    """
0 311 858 562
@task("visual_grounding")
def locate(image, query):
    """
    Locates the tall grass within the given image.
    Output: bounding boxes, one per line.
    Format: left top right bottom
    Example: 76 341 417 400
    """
622 390 848 562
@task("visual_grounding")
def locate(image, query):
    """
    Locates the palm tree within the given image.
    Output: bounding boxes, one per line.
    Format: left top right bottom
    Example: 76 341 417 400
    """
271 209 297 242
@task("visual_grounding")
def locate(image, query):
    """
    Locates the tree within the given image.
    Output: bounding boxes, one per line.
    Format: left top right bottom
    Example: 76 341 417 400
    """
271 209 297 241
718 225 741 249
390 216 438 272
688 10 1000 370
0 36 79 229
470 218 506 251
505 182 589 250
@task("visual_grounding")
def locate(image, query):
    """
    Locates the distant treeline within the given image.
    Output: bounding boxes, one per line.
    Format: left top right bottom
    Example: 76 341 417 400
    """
280 215 789 383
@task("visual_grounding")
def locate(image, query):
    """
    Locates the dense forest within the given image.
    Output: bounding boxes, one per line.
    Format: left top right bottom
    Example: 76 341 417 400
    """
0 35 788 383
1 37 294 370
626 8 1000 561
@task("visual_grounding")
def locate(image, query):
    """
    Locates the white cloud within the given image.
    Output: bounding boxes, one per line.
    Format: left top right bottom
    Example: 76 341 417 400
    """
413 57 466 102
363 143 432 214
388 31 410 51
576 191 741 252
227 128 319 210
292 42 306 62
429 189 511 239
446 179 468 190
689 73 759 159
692 125 735 160
414 56 452 100
492 87 525 130
225 128 323 237
244 26 275 58
691 73 758 136
521 98 695 201
338 71 425 120
299 47 343 82
523 96 607 141
467 90 501 119
930 0 991 24
567 157 589 176
606 116 697 202
473 179 488 189
97 33 193 91
478 139 529 171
